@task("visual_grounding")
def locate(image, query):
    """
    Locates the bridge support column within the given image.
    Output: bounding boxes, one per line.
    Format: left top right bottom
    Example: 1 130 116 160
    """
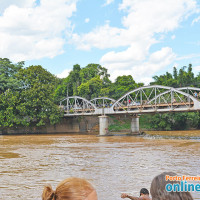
98 115 109 136
130 115 140 134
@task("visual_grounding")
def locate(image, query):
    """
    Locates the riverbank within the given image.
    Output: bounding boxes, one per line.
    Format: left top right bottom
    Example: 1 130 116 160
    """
108 115 200 137
1 114 200 137
144 130 200 137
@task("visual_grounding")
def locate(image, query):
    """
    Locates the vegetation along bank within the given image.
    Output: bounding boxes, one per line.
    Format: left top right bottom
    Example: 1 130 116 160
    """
0 58 200 134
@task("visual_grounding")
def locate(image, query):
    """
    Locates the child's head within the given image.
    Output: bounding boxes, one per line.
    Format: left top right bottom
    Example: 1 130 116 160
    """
42 177 97 200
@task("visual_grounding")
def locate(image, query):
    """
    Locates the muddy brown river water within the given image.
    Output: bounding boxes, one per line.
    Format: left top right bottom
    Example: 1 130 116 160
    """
0 133 200 200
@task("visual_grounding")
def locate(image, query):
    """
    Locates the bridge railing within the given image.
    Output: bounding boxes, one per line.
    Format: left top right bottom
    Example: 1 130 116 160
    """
90 97 117 108
60 96 97 115
59 85 200 116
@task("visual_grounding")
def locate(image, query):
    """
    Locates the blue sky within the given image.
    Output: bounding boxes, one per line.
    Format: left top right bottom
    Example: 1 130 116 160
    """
0 0 200 84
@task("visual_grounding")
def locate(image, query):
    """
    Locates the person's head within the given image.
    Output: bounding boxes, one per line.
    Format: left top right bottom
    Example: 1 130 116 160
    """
42 177 98 200
140 188 149 196
150 172 193 200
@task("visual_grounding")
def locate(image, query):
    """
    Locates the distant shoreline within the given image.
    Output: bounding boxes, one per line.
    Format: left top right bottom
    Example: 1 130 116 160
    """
144 130 200 137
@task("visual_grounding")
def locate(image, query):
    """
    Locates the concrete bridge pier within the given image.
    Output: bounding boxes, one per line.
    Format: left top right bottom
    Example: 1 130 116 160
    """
98 115 109 135
130 115 140 134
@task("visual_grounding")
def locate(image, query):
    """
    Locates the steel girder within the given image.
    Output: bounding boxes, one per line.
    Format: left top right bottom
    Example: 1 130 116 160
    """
60 85 200 116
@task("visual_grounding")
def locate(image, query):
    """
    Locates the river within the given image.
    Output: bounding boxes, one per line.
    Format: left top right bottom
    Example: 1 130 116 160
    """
0 133 200 200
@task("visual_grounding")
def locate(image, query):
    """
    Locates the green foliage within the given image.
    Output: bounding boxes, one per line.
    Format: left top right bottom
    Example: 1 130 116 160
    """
141 112 200 131
151 64 197 88
1 58 200 132
0 58 24 93
139 115 153 130
109 75 143 99
0 90 19 128
108 116 131 131
148 63 200 131
17 65 62 126
54 65 143 102
54 63 111 101
0 62 62 130
78 76 103 99
185 112 200 128
77 82 90 98
80 63 110 83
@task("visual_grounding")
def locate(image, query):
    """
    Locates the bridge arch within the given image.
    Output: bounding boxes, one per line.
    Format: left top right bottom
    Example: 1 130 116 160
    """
149 87 200 105
111 85 200 113
90 97 117 108
177 87 200 91
60 96 97 115
177 87 200 97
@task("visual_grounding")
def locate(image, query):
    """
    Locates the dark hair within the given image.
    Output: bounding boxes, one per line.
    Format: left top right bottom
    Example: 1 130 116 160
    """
150 172 193 200
140 188 149 196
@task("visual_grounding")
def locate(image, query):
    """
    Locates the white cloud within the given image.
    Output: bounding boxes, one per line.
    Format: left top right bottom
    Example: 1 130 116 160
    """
176 53 200 61
85 18 90 23
103 0 114 6
56 68 71 78
71 24 127 50
0 0 77 62
0 0 35 13
171 35 176 40
194 65 200 71
192 16 200 24
71 0 198 84
101 47 176 82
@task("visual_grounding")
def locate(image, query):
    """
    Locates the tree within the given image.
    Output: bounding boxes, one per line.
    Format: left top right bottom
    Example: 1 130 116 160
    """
80 63 110 83
109 75 143 99
0 90 21 129
152 64 196 88
194 73 200 88
186 63 194 86
0 58 24 93
173 66 178 80
148 63 198 131
54 63 111 101
78 76 103 99
16 65 62 126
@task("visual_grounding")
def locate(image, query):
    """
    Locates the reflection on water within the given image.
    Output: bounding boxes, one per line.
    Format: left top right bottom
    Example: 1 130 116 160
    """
0 133 200 200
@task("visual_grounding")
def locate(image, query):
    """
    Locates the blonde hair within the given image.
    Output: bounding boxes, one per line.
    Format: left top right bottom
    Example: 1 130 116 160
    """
42 177 96 200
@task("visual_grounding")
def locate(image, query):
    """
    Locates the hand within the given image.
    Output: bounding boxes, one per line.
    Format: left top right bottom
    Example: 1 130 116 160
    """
121 193 129 198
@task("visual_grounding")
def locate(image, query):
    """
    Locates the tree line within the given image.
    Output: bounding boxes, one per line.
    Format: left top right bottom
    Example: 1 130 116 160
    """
148 64 200 130
0 58 200 131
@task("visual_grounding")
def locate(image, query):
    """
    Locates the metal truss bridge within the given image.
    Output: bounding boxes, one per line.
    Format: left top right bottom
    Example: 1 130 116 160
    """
59 85 200 116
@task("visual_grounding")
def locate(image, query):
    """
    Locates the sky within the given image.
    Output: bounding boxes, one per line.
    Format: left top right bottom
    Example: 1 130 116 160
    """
0 0 200 84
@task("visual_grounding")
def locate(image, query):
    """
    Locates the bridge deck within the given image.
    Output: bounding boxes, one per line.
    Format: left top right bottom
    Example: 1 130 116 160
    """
63 102 195 116
115 102 194 110
60 85 200 116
